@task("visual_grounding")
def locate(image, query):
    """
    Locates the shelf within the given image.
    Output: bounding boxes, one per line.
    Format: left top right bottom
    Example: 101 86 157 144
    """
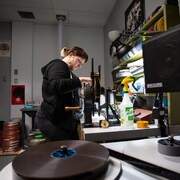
111 3 180 126
114 71 143 84
124 4 180 46
114 78 123 85
113 52 142 70
114 3 180 68
113 6 165 70
121 52 143 66
112 4 167 83
141 7 163 31
125 6 164 45
133 72 144 79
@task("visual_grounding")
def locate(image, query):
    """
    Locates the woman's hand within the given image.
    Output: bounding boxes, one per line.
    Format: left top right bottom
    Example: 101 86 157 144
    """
79 77 92 85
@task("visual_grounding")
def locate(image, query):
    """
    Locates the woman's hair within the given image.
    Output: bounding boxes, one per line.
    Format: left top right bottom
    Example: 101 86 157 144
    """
61 46 88 62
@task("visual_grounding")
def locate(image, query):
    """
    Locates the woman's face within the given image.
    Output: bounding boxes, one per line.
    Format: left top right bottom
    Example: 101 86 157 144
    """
69 55 86 70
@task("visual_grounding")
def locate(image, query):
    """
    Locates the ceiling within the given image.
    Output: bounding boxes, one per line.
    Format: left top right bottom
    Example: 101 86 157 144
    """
0 0 117 27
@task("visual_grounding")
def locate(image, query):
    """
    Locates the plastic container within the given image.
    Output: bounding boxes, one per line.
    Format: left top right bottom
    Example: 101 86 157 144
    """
120 76 136 129
120 91 134 129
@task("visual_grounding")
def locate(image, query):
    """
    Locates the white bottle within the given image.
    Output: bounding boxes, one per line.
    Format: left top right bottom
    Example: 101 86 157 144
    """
120 91 134 129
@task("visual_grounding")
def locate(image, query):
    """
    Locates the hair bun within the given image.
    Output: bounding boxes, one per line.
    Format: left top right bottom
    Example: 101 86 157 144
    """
60 47 68 57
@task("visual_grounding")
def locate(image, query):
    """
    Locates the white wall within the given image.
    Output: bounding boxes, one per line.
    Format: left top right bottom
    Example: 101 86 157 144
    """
0 22 11 121
11 22 33 118
64 26 104 84
32 24 59 101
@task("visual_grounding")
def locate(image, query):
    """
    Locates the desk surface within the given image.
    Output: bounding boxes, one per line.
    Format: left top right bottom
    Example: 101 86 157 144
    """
82 124 161 142
102 136 180 174
20 106 39 112
82 114 161 142
82 123 180 142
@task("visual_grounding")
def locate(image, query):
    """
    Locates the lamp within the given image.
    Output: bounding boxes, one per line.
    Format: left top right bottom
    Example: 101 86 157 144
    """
108 30 120 42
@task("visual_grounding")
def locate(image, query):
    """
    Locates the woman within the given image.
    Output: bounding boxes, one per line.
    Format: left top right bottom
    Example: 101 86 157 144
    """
35 46 91 141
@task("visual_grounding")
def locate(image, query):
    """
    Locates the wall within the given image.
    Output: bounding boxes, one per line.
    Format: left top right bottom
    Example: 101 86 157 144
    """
11 22 34 119
32 24 59 101
0 22 11 121
64 26 104 83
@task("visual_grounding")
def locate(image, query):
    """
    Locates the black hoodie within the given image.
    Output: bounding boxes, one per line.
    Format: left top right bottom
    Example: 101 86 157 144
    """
40 59 82 129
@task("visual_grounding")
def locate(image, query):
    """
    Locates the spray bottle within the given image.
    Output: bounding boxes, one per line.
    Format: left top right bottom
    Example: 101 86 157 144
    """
120 76 137 129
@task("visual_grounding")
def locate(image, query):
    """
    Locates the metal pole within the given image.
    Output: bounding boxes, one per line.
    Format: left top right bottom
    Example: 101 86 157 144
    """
56 15 66 54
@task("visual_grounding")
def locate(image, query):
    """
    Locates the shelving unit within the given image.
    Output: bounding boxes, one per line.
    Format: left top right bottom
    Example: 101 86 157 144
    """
111 3 180 125
115 52 142 68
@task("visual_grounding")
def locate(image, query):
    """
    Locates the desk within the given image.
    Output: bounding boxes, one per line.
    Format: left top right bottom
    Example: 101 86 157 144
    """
20 106 39 148
102 136 180 178
82 124 180 142
82 124 160 142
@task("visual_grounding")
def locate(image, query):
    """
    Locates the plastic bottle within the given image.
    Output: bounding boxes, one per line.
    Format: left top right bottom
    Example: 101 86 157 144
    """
120 76 136 129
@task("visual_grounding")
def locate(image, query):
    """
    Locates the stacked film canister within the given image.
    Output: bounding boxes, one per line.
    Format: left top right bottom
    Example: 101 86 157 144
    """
2 121 21 152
